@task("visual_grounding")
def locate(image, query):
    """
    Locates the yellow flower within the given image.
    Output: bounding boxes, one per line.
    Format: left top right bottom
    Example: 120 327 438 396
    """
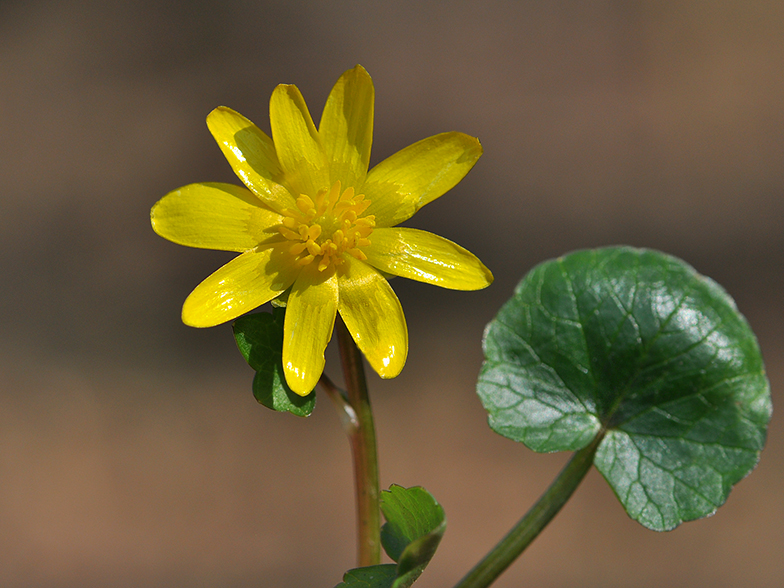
151 65 493 395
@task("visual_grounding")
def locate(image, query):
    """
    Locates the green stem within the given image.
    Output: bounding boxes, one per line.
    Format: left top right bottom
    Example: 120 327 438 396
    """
453 432 605 588
336 319 381 567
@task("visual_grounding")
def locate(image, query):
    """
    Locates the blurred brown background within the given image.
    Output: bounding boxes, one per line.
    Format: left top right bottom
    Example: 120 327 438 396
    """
1 1 782 586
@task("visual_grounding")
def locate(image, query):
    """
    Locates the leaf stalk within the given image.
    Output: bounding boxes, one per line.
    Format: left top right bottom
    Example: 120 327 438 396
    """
453 432 604 588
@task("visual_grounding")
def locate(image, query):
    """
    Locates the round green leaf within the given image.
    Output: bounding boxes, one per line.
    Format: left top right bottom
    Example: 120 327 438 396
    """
478 246 771 531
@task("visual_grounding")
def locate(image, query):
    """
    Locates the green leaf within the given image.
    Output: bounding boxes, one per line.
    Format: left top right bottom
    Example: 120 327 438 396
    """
478 246 772 531
334 565 398 588
383 485 446 588
336 486 446 588
233 307 316 416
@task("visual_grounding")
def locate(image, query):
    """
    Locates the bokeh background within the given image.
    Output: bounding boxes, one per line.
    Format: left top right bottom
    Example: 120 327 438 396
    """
1 1 782 586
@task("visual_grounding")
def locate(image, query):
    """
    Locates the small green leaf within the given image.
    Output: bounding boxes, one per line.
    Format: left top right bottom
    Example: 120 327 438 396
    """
336 486 446 588
233 307 316 416
382 485 446 588
380 486 445 562
478 246 771 531
334 565 398 588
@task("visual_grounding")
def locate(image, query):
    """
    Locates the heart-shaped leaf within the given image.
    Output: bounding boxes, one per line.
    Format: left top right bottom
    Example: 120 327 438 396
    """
335 486 446 588
381 485 446 587
478 246 771 531
233 307 316 416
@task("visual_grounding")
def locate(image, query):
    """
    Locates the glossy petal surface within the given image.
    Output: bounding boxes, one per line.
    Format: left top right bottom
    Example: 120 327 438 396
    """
338 256 407 379
365 228 493 290
363 132 482 227
155 66 492 393
182 245 299 327
320 64 374 190
270 84 329 199
151 183 284 251
206 107 296 213
283 264 339 395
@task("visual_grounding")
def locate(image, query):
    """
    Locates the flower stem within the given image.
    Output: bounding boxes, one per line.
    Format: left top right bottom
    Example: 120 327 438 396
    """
336 319 381 567
453 432 605 588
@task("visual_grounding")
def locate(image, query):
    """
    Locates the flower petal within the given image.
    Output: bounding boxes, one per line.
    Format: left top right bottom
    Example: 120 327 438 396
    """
206 107 296 213
282 264 339 395
361 132 483 227
338 257 407 379
151 183 285 252
364 228 493 290
270 84 330 199
182 245 300 327
320 65 374 189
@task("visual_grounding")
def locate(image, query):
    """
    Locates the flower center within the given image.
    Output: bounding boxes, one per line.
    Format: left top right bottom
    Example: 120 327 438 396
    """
278 181 375 272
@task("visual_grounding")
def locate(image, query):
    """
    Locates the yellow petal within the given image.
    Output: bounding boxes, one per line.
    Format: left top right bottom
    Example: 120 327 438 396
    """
361 132 483 227
338 257 407 379
151 183 285 251
364 228 493 290
320 65 374 189
206 107 296 213
282 264 339 395
182 245 300 327
269 84 330 199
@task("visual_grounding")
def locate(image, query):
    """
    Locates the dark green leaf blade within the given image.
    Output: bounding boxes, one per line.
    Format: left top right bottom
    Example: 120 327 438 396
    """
478 246 771 531
233 308 315 416
334 565 397 588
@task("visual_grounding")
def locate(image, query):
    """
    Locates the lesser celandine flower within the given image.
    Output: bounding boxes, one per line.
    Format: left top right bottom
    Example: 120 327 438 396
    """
151 65 493 395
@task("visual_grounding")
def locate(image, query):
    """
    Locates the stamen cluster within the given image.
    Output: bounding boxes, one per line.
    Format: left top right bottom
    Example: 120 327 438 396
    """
278 181 375 272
